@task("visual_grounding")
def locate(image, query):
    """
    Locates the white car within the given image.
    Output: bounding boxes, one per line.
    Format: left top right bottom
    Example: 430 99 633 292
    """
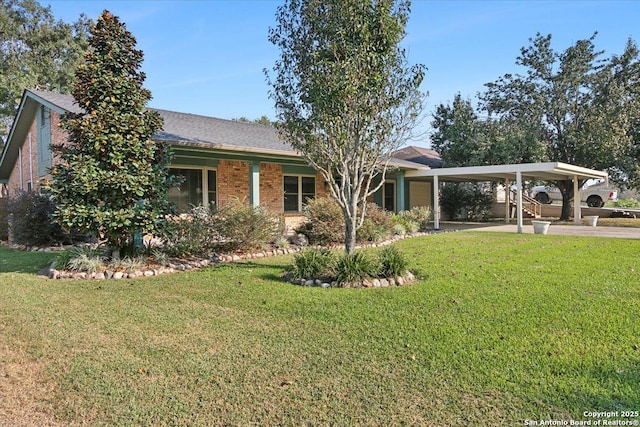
531 181 617 207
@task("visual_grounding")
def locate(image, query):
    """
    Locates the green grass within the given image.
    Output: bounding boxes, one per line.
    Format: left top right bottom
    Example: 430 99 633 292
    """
0 233 639 426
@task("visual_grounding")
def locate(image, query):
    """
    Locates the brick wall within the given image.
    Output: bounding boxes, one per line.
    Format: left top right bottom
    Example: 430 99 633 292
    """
6 119 38 194
217 159 250 206
5 109 68 195
259 162 283 212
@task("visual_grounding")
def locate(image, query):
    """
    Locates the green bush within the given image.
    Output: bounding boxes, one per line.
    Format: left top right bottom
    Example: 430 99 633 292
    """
160 208 214 257
356 203 391 242
392 206 432 231
297 198 345 245
609 198 640 209
289 248 335 280
334 251 378 284
8 191 66 246
0 197 9 241
440 183 493 221
213 199 279 252
160 200 278 257
378 246 409 277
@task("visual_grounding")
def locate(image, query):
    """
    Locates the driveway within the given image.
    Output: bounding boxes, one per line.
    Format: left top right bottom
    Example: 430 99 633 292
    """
439 222 640 239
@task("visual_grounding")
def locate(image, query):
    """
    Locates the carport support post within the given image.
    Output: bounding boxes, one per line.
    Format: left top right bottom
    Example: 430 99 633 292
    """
505 178 510 223
433 175 440 230
516 171 523 233
573 174 581 225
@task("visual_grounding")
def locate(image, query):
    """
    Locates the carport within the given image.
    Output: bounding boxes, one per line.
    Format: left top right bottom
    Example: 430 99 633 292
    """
404 162 609 233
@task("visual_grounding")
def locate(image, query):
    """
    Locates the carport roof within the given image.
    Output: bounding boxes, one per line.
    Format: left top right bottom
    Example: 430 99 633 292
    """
405 162 609 182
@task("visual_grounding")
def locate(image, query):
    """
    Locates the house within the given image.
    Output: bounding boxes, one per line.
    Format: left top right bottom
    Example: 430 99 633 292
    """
391 145 443 169
0 89 435 230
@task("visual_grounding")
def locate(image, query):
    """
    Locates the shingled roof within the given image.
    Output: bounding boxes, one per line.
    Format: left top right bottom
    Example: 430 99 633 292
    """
29 89 294 155
392 145 443 168
0 89 429 180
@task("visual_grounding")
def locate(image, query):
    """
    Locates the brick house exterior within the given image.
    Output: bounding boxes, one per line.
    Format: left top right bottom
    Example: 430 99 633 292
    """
0 89 432 231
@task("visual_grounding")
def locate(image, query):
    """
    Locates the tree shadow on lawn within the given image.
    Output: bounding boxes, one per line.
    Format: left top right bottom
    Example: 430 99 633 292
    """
212 260 290 283
0 248 57 274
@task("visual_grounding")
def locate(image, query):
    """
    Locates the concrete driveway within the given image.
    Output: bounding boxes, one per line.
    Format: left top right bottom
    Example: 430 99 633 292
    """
440 222 640 239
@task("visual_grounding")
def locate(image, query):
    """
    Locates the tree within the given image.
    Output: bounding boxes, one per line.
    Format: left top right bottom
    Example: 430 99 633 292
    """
267 0 425 253
0 0 91 146
232 115 274 126
47 10 173 257
480 33 640 220
431 93 543 168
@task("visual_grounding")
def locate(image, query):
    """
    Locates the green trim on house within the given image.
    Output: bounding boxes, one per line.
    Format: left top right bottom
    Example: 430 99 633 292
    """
171 146 309 167
36 106 51 177
281 165 317 175
249 162 260 207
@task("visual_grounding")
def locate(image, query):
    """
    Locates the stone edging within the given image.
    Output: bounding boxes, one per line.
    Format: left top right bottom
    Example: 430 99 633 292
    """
34 228 457 281
288 271 417 289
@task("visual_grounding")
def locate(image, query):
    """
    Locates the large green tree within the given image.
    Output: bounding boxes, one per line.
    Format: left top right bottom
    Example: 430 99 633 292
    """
431 94 543 168
47 10 173 257
267 0 425 253
480 33 640 220
0 0 90 145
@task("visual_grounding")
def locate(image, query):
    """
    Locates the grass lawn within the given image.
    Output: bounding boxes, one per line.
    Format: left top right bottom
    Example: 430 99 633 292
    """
1 232 639 426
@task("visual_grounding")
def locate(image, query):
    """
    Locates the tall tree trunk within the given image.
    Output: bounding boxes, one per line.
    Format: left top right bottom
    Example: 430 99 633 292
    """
560 190 573 221
344 217 357 254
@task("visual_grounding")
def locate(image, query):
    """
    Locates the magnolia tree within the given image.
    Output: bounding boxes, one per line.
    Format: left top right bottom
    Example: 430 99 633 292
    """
267 0 425 253
47 10 173 257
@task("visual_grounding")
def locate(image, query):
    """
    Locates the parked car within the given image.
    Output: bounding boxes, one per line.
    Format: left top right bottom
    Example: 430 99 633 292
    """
530 181 617 207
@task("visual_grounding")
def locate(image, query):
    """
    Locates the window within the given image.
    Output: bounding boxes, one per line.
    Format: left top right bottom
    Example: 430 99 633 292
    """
383 181 396 212
168 168 216 213
284 175 315 212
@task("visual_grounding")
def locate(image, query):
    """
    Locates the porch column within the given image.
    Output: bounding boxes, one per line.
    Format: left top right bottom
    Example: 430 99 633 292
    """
433 175 440 230
396 171 405 212
516 171 523 233
573 174 581 225
505 178 510 223
249 162 260 208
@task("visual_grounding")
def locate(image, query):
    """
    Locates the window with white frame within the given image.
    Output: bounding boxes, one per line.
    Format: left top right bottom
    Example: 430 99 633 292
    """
283 175 315 212
168 167 217 213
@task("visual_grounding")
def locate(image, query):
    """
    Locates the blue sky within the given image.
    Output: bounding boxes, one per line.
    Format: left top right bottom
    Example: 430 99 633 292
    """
47 0 639 147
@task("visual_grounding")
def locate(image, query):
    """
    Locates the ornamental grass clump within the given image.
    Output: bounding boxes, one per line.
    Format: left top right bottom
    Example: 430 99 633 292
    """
289 248 335 281
378 246 410 277
57 246 104 273
334 251 378 285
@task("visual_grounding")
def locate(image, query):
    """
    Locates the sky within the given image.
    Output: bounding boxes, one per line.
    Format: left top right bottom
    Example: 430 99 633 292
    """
45 0 640 148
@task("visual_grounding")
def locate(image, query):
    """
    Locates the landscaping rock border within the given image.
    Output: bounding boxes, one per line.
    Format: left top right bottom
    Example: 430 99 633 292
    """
0 228 456 281
288 271 417 289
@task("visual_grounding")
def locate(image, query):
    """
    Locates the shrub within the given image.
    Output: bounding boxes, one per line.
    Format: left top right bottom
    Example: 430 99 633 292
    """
609 198 640 209
392 222 406 236
160 211 212 257
378 246 409 277
213 199 279 252
297 198 344 245
440 183 493 221
8 191 66 246
289 248 335 280
356 202 391 242
0 197 9 241
334 251 378 284
160 200 279 257
273 235 290 249
392 206 432 231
